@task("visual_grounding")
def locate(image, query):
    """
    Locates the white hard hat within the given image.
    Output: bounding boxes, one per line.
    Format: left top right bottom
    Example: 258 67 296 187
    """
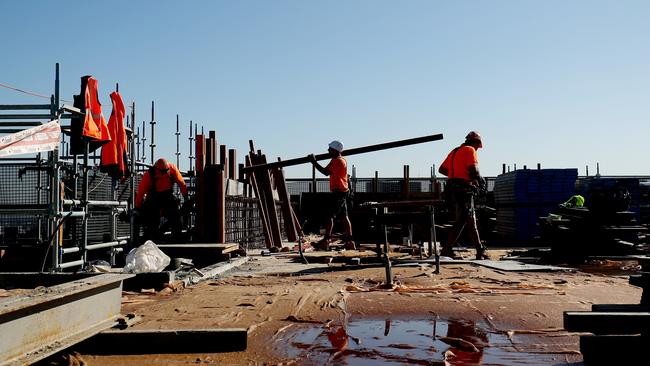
328 140 343 152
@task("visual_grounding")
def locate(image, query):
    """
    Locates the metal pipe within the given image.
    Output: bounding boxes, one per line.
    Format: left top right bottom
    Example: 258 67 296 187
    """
243 133 444 172
61 247 80 254
428 205 440 274
0 121 43 127
48 72 61 270
58 259 85 269
0 114 54 120
81 141 89 265
141 120 146 164
150 101 155 164
0 104 52 110
62 238 129 254
383 222 393 287
56 211 85 218
87 239 128 251
130 101 137 247
188 119 194 172
63 199 128 207
175 114 180 167
55 63 60 112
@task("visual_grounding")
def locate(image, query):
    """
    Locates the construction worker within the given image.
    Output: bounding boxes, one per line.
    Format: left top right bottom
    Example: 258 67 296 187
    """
309 141 356 250
560 194 585 208
135 158 188 243
438 131 488 260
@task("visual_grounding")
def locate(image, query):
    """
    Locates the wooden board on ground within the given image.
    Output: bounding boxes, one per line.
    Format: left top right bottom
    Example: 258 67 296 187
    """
473 260 572 272
302 247 408 264
75 328 247 354
157 243 240 267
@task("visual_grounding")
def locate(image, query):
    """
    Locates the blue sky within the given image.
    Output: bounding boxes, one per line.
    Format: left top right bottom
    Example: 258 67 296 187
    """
1 1 648 177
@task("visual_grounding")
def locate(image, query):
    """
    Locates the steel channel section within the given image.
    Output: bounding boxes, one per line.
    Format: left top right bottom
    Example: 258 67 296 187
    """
0 273 133 366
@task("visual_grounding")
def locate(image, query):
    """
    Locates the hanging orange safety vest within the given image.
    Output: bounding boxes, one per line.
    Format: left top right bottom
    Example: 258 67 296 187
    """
100 91 129 179
83 77 111 151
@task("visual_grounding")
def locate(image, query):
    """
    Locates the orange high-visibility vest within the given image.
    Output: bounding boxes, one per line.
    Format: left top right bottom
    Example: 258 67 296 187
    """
83 77 111 146
135 162 188 208
100 91 128 179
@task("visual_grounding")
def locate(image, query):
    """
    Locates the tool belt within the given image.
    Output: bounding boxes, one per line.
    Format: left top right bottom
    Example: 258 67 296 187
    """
446 178 486 198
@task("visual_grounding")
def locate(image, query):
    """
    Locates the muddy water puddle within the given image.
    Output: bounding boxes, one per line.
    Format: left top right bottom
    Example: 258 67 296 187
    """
280 317 562 365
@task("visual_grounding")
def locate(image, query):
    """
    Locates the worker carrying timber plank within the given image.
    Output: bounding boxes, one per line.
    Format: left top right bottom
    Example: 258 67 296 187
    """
438 131 488 260
134 158 189 243
309 140 356 251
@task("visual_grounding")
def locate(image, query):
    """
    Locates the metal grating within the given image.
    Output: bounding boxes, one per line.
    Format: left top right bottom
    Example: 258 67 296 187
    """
0 164 49 242
225 195 265 249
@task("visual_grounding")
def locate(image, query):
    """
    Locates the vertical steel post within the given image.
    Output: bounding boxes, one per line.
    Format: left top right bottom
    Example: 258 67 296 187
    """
129 101 137 247
150 101 155 164
50 64 61 271
175 114 180 168
188 120 194 172
428 205 439 273
136 126 141 163
382 209 393 287
81 140 89 266
141 120 146 164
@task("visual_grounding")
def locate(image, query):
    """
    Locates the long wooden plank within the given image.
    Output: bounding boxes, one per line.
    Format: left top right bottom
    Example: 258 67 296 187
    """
246 154 273 248
580 335 649 365
258 154 283 247
216 167 226 243
591 304 650 312
75 328 247 354
563 311 650 334
272 163 298 242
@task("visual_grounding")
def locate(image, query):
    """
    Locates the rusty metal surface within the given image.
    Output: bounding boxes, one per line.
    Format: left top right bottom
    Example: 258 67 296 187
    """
0 273 133 366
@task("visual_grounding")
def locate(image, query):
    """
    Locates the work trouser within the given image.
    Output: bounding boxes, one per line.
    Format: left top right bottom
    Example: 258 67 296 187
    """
444 180 483 251
138 190 182 243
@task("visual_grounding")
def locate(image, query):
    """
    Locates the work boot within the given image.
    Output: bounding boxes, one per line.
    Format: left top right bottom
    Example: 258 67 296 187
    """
315 237 331 251
440 247 455 258
475 247 489 260
344 240 357 251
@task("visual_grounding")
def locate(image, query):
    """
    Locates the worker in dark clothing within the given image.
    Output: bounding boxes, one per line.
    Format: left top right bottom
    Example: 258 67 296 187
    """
134 158 188 243
309 140 356 250
439 131 488 260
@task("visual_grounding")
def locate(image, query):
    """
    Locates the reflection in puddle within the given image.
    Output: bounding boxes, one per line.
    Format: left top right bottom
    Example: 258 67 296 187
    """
281 317 561 365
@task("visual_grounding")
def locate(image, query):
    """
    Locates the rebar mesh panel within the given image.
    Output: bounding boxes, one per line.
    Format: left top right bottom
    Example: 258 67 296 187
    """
0 164 49 205
0 164 49 243
225 195 264 249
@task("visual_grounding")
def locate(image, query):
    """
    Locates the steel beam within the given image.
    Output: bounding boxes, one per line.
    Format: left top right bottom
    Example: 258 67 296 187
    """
0 273 133 366
242 132 444 172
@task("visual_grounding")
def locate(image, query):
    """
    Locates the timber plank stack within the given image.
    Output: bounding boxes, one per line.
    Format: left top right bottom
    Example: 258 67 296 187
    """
245 141 300 250
564 256 650 365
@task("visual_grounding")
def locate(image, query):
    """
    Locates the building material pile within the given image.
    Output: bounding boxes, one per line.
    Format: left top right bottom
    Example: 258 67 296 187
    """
493 169 578 243
540 177 649 259
564 256 649 365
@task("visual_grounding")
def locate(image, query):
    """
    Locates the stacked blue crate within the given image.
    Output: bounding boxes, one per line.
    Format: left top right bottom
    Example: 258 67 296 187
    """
494 169 578 242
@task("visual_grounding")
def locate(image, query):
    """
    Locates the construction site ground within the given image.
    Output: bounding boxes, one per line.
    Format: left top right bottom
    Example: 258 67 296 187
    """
80 248 642 366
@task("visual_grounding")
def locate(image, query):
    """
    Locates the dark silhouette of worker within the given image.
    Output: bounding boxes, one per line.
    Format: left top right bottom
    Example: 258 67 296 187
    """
439 131 488 259
134 158 188 243
309 140 355 250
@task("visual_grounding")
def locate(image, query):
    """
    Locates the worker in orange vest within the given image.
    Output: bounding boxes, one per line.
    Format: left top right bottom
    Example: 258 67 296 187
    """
438 131 488 260
135 158 189 243
309 140 356 250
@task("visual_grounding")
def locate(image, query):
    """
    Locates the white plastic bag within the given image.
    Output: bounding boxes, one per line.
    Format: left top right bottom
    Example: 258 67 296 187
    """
123 240 171 273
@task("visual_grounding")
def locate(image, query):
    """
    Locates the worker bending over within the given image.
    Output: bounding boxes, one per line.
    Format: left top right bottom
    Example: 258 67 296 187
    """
309 140 356 250
438 131 488 260
135 158 188 243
